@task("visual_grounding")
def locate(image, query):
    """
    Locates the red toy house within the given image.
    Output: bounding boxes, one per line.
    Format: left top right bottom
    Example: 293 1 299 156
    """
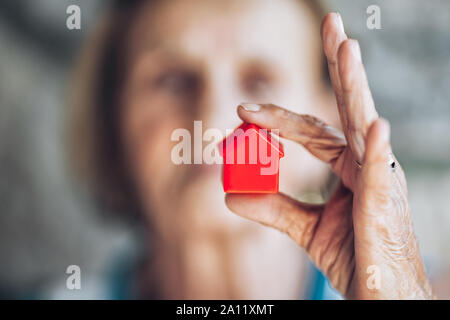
218 122 284 193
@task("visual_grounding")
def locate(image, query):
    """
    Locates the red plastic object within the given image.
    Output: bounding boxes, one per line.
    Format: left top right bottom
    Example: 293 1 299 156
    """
218 122 284 193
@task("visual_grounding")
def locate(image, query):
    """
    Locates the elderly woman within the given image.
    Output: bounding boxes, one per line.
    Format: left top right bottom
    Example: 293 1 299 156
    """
70 0 434 299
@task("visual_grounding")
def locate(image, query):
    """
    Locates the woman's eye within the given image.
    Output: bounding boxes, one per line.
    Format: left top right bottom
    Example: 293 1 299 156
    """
241 72 273 98
153 70 200 98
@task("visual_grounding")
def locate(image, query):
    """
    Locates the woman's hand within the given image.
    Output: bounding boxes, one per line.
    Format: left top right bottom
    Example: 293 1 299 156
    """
225 13 434 299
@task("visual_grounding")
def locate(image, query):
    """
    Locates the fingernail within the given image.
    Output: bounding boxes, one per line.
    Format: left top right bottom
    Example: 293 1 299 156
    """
336 12 345 34
240 103 261 112
350 40 362 62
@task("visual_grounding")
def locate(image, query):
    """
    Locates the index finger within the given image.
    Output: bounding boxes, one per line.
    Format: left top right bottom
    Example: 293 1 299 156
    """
237 103 346 164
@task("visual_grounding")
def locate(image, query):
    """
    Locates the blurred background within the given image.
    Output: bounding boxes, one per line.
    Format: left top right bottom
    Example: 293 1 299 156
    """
0 0 449 299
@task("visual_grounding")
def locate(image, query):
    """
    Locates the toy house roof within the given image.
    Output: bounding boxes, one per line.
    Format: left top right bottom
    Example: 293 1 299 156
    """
218 122 284 158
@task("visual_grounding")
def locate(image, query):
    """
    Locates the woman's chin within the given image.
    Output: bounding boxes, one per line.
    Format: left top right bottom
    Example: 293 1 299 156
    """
176 171 256 235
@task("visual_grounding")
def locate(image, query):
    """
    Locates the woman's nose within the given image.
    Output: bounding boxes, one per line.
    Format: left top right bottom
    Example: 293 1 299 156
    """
206 99 240 132
200 67 242 131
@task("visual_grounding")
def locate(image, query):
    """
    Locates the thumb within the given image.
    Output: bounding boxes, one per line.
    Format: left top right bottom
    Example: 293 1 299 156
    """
225 193 323 248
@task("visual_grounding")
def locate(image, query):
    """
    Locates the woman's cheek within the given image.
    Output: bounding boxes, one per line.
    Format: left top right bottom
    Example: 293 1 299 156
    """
121 96 189 202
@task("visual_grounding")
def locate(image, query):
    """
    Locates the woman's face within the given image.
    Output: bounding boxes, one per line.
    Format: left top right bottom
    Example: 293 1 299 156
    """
119 0 338 236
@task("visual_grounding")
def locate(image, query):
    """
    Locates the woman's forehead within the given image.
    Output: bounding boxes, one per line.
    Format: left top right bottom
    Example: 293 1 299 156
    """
128 0 321 66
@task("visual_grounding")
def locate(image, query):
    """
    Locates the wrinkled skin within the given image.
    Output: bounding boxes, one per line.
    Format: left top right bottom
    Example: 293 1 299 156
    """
225 13 435 299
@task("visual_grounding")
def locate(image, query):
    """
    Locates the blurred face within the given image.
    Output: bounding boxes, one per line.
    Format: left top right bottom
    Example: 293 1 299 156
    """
120 0 339 231
119 0 338 297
